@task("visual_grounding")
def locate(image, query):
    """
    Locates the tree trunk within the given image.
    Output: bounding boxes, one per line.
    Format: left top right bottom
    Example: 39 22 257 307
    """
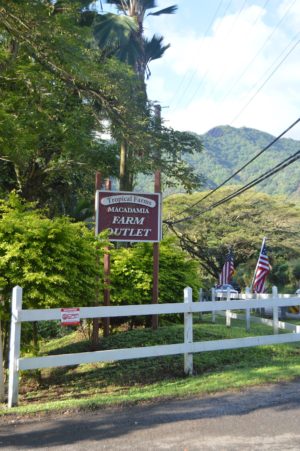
119 140 134 191
32 321 39 354
119 140 127 191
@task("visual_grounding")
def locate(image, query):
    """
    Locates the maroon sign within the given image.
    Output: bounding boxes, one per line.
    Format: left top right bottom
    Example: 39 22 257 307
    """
96 191 162 242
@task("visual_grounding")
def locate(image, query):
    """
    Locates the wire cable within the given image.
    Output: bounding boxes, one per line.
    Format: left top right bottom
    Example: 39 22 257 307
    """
167 117 300 220
230 33 300 125
171 0 298 127
166 148 300 226
168 0 224 109
179 0 253 111
205 151 300 208
219 0 297 104
170 0 234 111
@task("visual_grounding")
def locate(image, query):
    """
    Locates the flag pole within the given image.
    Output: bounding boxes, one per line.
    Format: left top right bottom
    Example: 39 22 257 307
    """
250 236 267 292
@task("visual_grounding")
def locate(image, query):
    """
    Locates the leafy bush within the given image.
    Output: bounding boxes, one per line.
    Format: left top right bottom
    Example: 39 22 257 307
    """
0 194 107 357
0 194 104 308
109 237 201 327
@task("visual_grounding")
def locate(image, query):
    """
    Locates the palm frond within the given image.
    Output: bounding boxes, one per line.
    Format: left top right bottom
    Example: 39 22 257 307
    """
147 5 178 16
94 13 142 65
144 34 170 63
93 13 137 48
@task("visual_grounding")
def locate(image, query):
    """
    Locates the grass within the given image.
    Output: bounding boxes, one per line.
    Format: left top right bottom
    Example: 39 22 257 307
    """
1 314 300 417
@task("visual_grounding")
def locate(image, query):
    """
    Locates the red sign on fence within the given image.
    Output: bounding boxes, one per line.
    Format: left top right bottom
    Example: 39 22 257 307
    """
96 191 162 242
61 308 80 326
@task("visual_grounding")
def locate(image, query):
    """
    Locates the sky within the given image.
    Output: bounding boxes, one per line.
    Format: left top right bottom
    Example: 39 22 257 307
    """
141 0 300 140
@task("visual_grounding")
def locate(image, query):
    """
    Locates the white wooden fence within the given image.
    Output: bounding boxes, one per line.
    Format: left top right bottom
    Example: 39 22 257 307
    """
8 285 300 407
207 286 300 333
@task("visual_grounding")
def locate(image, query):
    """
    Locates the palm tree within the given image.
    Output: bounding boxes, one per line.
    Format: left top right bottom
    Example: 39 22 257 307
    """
94 1 176 80
93 0 177 190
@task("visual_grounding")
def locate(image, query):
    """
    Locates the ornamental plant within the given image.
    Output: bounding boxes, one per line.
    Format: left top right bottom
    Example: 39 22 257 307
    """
110 237 201 327
0 193 106 357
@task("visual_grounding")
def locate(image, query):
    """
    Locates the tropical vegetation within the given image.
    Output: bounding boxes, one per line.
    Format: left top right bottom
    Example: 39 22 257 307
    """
188 125 300 197
1 1 300 416
163 187 300 291
0 0 202 214
0 193 108 360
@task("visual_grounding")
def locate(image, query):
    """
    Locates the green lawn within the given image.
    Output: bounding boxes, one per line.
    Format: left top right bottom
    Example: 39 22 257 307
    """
1 314 300 416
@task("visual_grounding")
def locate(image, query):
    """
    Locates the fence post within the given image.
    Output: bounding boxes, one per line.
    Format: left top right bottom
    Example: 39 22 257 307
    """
0 319 4 402
198 288 203 320
245 287 251 332
226 287 231 327
8 286 22 408
184 287 193 376
211 288 216 323
272 286 279 334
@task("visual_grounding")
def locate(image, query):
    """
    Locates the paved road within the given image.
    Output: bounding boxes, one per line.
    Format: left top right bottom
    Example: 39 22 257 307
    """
1 380 300 450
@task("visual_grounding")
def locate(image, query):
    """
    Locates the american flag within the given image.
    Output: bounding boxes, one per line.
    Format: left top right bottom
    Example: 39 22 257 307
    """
218 250 234 285
252 240 270 293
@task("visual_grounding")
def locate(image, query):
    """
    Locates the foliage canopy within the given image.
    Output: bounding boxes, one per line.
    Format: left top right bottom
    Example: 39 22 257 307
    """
163 187 300 291
0 194 106 312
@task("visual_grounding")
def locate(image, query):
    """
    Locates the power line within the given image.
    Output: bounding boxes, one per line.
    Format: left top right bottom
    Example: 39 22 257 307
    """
206 151 300 208
204 0 270 101
165 148 300 226
170 0 234 111
169 0 224 109
230 33 300 125
170 0 297 127
179 0 253 110
219 0 297 105
167 117 300 220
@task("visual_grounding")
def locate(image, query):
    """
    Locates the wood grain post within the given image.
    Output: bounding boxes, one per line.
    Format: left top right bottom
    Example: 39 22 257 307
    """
103 178 111 337
152 103 162 330
92 171 102 347
152 169 161 330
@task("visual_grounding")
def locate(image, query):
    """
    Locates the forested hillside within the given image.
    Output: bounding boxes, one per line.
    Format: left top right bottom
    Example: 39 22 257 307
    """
188 125 300 196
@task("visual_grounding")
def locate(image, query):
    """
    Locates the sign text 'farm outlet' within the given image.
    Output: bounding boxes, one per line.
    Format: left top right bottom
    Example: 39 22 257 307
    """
96 191 162 242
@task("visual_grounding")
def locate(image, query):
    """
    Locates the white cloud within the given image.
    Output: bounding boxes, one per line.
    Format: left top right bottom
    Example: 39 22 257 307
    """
147 3 300 140
277 0 300 32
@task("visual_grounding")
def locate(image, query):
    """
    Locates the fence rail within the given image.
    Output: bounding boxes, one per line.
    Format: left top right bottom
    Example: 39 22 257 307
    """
7 285 300 408
18 297 300 322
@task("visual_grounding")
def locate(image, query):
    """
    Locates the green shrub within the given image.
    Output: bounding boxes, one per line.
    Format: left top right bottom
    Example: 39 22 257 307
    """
0 193 107 357
110 237 201 327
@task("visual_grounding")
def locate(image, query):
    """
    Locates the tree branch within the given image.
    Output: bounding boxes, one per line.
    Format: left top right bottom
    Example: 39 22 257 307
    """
0 7 124 127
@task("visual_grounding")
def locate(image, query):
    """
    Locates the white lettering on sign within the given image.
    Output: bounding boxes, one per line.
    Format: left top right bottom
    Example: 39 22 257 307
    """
101 195 156 208
109 228 151 237
112 216 145 225
107 207 150 214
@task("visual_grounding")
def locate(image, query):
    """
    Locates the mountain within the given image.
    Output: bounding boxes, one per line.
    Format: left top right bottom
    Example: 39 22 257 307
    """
135 125 300 197
187 125 300 197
